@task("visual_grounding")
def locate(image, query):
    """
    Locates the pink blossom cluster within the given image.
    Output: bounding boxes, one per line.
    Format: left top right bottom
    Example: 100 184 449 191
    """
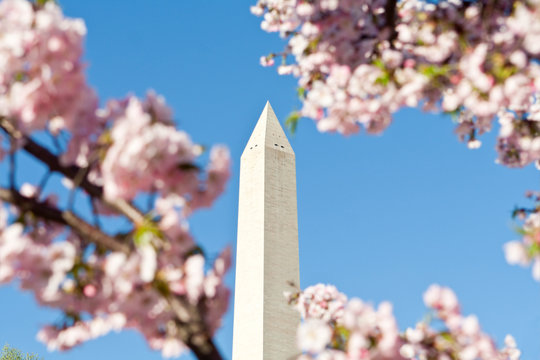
0 0 100 166
291 283 348 322
0 0 231 357
100 92 230 211
403 285 521 360
504 191 540 280
0 199 231 358
291 284 520 359
496 106 540 167
253 0 540 168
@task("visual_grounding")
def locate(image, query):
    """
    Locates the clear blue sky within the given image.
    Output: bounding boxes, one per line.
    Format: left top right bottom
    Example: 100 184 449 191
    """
1 1 539 359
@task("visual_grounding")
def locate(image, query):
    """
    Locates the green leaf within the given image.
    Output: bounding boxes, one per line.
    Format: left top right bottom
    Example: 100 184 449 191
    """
375 72 390 86
444 108 461 122
285 111 301 134
14 72 24 82
36 0 56 6
304 37 320 55
418 64 451 79
134 222 162 246
1 344 42 360
513 225 528 236
373 58 385 70
528 242 540 258
297 87 306 100
439 331 454 343
493 64 518 83
334 324 350 339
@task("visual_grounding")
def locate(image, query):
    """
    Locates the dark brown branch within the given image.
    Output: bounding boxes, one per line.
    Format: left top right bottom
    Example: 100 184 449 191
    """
0 187 129 254
0 118 223 360
0 186 222 358
0 117 145 224
384 0 398 43
187 337 222 360
165 295 223 360
0 117 102 197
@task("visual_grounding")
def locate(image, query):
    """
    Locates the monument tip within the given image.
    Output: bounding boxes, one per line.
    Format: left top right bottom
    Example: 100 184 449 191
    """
260 101 274 118
242 102 294 156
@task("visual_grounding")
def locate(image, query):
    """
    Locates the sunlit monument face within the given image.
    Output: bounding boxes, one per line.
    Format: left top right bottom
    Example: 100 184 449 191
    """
232 102 300 360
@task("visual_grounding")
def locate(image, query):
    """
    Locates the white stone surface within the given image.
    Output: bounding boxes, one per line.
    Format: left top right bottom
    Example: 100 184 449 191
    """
232 102 300 360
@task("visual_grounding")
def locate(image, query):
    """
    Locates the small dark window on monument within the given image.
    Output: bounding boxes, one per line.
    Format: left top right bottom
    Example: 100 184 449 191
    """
281 146 284 148
274 143 278 146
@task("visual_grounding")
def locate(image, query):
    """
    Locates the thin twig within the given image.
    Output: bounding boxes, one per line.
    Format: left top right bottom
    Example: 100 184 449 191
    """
36 171 52 199
9 138 16 189
0 117 145 225
0 117 223 360
90 198 102 229
67 166 88 210
51 132 63 154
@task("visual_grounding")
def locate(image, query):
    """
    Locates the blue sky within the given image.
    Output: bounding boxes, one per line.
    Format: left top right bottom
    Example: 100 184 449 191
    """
1 1 539 359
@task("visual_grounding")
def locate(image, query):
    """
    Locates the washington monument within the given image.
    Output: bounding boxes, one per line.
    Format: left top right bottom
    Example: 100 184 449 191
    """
232 102 300 359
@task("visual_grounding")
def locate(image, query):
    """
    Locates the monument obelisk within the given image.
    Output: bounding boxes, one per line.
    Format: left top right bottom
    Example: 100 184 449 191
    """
232 102 300 359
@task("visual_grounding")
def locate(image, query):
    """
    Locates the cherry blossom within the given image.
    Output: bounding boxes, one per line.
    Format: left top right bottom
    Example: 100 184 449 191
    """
0 1 231 359
291 284 521 360
0 194 231 358
0 0 100 166
290 283 348 322
0 1 533 359
100 94 202 202
298 319 333 353
504 191 540 281
252 0 540 168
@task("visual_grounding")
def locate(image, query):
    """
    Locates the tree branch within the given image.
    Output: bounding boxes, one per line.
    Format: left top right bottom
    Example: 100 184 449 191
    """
0 118 224 360
0 117 145 225
0 185 222 359
186 336 222 360
384 0 398 43
0 118 102 196
0 187 129 254
165 295 223 360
